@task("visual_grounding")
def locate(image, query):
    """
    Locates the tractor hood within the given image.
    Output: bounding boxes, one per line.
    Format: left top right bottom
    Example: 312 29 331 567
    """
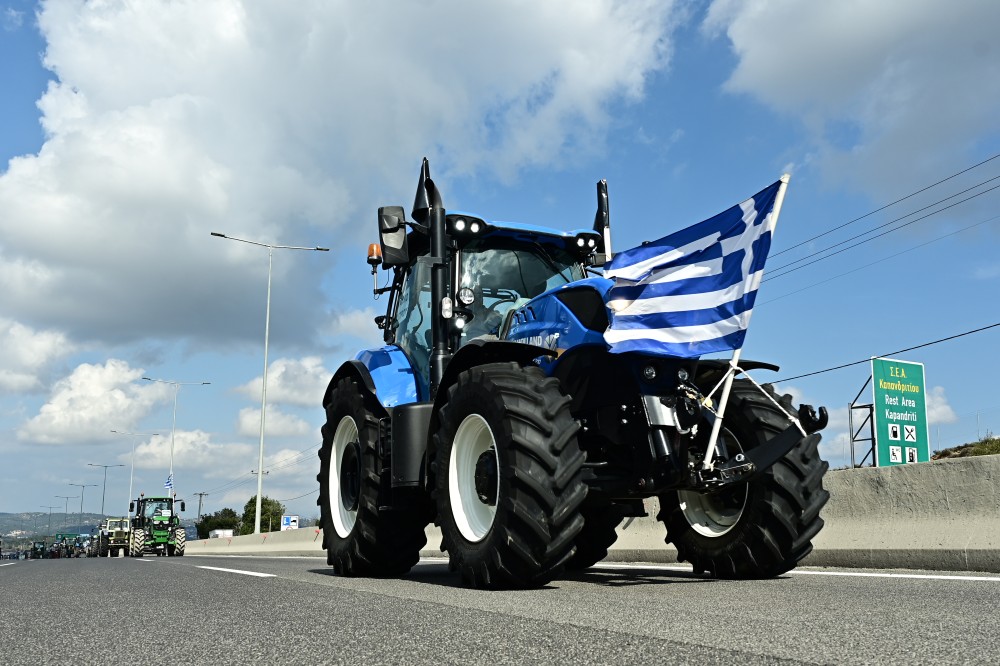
504 276 614 355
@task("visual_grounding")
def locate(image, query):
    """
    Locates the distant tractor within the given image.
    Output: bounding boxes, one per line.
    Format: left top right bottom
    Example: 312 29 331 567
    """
129 494 187 557
30 541 47 559
94 517 130 557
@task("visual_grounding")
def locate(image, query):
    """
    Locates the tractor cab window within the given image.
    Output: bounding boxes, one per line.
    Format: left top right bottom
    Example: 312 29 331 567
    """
144 501 171 518
458 239 584 339
393 260 436 390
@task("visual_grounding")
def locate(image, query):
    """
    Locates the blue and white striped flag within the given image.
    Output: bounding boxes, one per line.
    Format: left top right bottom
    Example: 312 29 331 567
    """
603 177 787 358
164 473 173 491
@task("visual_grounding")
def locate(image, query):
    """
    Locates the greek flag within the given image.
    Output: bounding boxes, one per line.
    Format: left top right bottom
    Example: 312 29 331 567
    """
164 473 173 491
603 177 787 358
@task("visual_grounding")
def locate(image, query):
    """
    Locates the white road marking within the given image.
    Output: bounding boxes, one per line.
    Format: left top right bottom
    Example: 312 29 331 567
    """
197 565 275 578
587 562 1000 582
0 562 16 567
788 569 1000 583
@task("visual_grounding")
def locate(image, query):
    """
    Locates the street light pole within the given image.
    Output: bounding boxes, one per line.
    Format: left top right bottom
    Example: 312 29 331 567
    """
55 496 76 530
140 379 210 499
69 483 97 528
41 506 58 536
87 463 125 516
210 231 329 534
111 430 161 519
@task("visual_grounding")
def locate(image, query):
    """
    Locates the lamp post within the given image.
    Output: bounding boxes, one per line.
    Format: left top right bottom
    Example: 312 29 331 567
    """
140 379 210 499
69 483 97 528
41 506 58 536
211 231 329 534
87 463 125 517
55 496 76 530
111 430 161 519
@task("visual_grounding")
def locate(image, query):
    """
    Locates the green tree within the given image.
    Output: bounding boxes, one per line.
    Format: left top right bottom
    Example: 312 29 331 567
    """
240 495 286 534
195 507 240 539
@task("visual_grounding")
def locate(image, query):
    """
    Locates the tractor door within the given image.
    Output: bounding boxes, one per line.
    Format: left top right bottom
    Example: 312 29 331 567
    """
391 260 436 398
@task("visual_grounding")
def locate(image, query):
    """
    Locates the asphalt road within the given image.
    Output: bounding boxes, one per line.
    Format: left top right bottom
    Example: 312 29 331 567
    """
2 556 999 665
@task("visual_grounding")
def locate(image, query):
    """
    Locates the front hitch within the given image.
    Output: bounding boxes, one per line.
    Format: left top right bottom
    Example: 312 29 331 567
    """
798 404 828 434
689 425 821 492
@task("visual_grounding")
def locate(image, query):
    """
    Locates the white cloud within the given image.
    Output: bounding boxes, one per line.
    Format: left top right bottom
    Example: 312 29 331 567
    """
0 0 678 351
925 385 957 425
325 307 384 351
0 318 75 393
236 356 330 407
3 8 23 31
236 406 312 438
17 359 170 444
129 430 254 473
704 0 1000 196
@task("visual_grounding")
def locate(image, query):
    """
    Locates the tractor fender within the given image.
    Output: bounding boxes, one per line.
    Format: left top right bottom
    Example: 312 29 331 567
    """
692 359 780 396
323 346 420 413
423 339 553 491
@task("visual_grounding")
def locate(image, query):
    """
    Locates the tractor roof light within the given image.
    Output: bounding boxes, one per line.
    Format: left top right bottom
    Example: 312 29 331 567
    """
447 214 490 238
573 232 601 257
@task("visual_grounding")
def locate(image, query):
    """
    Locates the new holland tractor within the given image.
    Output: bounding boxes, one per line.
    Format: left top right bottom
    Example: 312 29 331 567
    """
317 159 829 589
128 494 187 557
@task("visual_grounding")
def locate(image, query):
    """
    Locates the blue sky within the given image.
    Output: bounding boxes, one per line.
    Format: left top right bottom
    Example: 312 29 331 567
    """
2 0 999 525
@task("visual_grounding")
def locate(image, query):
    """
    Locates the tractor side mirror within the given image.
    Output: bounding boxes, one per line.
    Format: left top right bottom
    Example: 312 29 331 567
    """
378 206 410 267
180 501 186 512
129 502 135 513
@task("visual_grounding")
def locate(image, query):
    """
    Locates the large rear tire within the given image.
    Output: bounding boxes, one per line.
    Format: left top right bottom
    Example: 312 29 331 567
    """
658 380 829 578
173 527 186 556
433 363 587 589
317 376 429 577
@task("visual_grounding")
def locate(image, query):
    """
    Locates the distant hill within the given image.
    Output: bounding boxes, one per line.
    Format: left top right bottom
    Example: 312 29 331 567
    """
1 511 194 538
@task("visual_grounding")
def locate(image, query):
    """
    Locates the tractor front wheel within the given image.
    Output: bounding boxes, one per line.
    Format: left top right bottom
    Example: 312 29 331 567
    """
433 363 587 589
659 380 829 578
566 501 626 570
129 530 145 558
317 376 429 577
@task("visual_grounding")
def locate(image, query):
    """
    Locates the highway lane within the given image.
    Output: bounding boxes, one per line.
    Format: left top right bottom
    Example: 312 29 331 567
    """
1 556 998 665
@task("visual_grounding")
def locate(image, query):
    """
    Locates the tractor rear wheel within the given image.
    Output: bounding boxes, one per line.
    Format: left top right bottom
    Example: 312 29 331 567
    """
173 527 186 556
317 376 429 577
433 363 587 589
658 380 829 578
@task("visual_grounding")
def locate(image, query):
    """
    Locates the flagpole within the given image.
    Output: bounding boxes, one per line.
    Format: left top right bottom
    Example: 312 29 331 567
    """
700 174 791 471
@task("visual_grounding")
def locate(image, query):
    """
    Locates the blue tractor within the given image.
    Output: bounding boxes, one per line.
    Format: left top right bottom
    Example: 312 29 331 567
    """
318 159 829 589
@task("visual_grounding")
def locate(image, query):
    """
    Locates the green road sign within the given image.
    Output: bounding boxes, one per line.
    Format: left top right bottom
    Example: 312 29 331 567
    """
871 357 930 467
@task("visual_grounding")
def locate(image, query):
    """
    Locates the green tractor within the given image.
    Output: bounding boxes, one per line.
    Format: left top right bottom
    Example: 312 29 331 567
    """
30 541 47 559
128 494 187 557
94 517 130 557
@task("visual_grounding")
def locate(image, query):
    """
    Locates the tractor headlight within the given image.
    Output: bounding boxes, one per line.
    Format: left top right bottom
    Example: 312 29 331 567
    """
457 287 475 306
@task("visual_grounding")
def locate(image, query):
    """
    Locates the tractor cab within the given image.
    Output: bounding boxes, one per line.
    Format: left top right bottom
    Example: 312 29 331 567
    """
380 219 593 399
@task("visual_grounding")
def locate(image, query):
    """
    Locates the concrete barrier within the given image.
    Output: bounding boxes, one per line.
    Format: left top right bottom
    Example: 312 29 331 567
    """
186 456 1000 572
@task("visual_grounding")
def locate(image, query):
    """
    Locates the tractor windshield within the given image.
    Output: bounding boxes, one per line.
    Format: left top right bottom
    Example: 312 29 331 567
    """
458 240 584 339
143 501 172 518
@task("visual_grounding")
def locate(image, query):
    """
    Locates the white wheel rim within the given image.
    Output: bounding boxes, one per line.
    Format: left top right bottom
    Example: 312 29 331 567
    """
677 433 747 537
449 414 498 543
329 415 359 538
